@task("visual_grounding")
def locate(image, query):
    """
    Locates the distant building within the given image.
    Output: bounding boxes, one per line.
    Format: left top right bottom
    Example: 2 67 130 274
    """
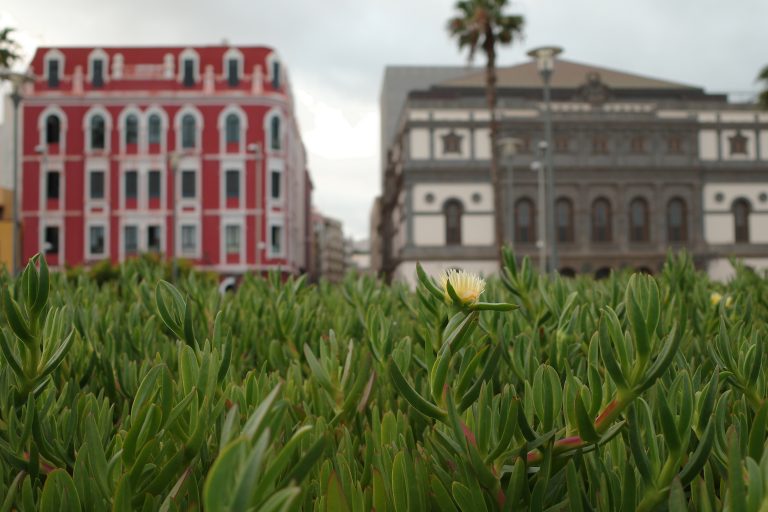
375 60 768 284
347 238 371 274
0 187 13 270
313 213 346 282
14 45 311 275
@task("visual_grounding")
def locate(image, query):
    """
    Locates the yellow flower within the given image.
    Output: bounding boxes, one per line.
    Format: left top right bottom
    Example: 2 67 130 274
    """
439 269 486 305
725 296 733 308
710 292 722 306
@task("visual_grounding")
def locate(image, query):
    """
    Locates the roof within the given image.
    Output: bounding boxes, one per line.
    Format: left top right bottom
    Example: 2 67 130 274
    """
438 59 701 90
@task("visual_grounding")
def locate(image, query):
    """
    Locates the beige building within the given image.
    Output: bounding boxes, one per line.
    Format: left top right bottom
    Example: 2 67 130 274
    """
313 213 346 283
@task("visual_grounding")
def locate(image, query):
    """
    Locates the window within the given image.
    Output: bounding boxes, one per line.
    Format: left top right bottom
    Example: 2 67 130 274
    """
46 171 60 200
592 136 608 155
514 198 536 243
270 170 281 199
148 115 162 145
181 170 196 198
225 170 240 199
629 198 650 242
667 198 687 243
89 226 105 255
44 226 59 254
733 199 751 243
555 136 569 152
272 61 281 89
46 115 61 145
630 135 645 153
92 59 104 87
181 114 196 149
591 198 612 242
556 198 574 243
270 117 281 150
124 226 138 254
125 171 138 200
225 114 240 145
147 225 162 252
181 225 197 254
227 58 239 86
90 115 105 149
443 199 463 246
441 131 462 154
668 136 683 154
125 114 138 146
729 132 748 155
225 225 241 254
270 224 282 254
182 58 195 87
47 60 60 88
90 171 105 200
148 170 161 199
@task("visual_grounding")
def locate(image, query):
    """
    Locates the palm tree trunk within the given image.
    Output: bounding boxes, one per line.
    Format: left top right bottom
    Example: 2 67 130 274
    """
484 31 504 264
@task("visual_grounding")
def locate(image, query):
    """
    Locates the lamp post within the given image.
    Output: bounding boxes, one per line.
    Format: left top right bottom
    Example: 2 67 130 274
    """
531 144 546 274
247 142 263 272
498 137 521 248
0 69 35 276
168 152 180 282
527 46 562 275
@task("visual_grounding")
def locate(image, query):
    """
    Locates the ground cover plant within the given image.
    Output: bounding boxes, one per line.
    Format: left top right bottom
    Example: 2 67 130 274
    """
0 249 767 511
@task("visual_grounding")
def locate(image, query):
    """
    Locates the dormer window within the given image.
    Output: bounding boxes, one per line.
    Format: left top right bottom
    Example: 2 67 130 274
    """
183 58 195 87
48 60 60 88
92 59 104 87
227 58 239 86
272 61 281 89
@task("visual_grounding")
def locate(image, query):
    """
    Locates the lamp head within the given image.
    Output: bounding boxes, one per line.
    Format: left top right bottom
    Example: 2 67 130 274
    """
526 46 563 72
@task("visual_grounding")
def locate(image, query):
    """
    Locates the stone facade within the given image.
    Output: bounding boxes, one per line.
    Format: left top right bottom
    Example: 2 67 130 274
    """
374 60 768 285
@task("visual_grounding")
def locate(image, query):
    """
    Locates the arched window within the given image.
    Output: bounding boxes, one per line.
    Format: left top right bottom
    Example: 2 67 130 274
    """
125 114 138 146
556 197 574 243
90 115 105 150
514 198 536 243
181 114 196 149
272 61 281 89
270 116 281 150
225 114 240 145
591 198 612 242
148 114 162 145
667 198 687 242
629 197 649 242
733 199 751 243
46 115 61 144
443 199 463 246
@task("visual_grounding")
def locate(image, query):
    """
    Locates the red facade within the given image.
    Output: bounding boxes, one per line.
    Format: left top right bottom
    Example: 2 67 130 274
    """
20 45 310 274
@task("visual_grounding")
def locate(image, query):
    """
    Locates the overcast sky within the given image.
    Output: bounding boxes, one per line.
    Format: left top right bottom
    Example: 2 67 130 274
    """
2 0 767 238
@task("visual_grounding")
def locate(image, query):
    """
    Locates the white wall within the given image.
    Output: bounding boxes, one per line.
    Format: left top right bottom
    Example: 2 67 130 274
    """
412 183 492 213
413 216 445 246
409 128 430 159
708 257 768 282
698 130 718 161
703 183 768 244
474 128 491 160
462 215 494 245
433 127 470 160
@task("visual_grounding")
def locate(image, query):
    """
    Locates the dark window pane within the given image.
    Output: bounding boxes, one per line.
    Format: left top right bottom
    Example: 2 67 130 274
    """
48 60 59 88
91 115 105 149
181 225 196 252
225 170 239 199
226 225 241 254
90 171 105 199
124 226 138 254
444 199 463 245
46 116 60 144
90 226 105 254
125 171 138 199
630 199 648 242
272 61 280 89
44 226 59 254
667 199 687 242
148 115 162 144
183 59 195 87
515 199 535 243
271 225 282 253
228 59 239 86
125 115 138 145
225 114 239 144
556 198 573 243
270 117 280 150
148 225 161 252
181 170 196 198
270 170 281 199
734 200 750 243
46 172 60 200
592 199 612 242
148 170 161 199
182 115 196 148
92 60 104 87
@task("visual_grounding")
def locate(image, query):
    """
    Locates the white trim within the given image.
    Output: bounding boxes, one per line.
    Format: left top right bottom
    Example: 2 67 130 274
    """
220 163 245 210
40 219 64 262
85 166 109 207
40 167 65 214
174 105 203 151
218 105 248 153
265 52 281 89
266 157 285 208
85 221 109 260
43 49 65 84
118 105 144 153
178 48 201 84
87 49 109 85
176 156 202 213
263 107 283 153
221 216 246 263
38 106 68 151
222 47 244 83
83 105 112 153
178 219 201 259
267 217 285 258
145 105 169 152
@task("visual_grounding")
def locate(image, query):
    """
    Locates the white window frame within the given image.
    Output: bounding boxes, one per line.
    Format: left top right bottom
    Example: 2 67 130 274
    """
86 222 108 259
178 222 200 258
43 49 65 86
118 106 144 153
174 106 203 152
122 223 139 258
87 168 107 203
263 107 283 153
178 48 200 84
38 106 68 151
218 105 247 153
268 218 285 258
40 220 64 262
222 47 244 84
266 52 281 89
145 106 169 151
83 106 112 153
221 217 246 263
146 224 164 254
87 48 109 86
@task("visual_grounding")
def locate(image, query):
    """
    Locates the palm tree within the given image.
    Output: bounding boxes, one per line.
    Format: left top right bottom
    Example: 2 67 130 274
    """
448 0 524 263
759 65 768 109
0 27 20 69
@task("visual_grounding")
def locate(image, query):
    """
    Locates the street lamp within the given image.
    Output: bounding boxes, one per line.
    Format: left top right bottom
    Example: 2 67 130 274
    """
168 152 180 282
497 137 521 248
247 142 263 272
531 142 546 274
0 68 35 276
527 46 563 275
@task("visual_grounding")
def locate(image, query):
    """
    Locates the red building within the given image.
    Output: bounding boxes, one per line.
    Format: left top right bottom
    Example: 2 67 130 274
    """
19 45 311 275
